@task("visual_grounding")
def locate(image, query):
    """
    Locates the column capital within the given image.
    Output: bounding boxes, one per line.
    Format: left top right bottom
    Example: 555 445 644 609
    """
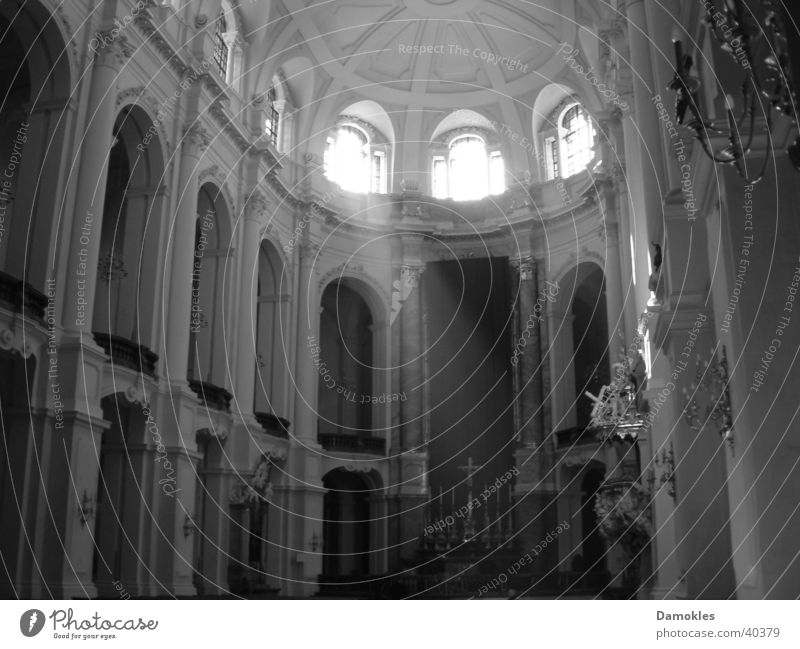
299 241 320 261
245 189 271 222
92 34 133 71
401 264 425 288
181 122 211 157
510 256 536 281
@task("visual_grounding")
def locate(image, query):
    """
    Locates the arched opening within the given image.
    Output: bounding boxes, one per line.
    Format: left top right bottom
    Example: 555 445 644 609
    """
322 468 371 580
572 266 610 430
92 106 165 351
317 281 374 437
429 110 505 200
581 464 607 575
255 241 289 418
93 394 148 596
191 428 230 596
188 184 231 390
0 1 72 291
324 124 371 193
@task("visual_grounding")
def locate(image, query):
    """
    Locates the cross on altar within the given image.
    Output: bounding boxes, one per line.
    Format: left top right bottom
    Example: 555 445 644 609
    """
457 457 484 531
458 456 483 489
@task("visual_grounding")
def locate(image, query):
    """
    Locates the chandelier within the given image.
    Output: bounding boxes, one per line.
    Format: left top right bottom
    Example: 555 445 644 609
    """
668 0 800 184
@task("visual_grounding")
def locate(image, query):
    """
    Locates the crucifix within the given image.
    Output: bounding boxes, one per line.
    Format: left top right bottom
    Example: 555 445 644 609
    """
457 456 483 506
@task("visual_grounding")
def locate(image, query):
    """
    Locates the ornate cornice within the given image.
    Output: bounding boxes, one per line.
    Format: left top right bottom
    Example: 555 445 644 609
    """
134 4 191 78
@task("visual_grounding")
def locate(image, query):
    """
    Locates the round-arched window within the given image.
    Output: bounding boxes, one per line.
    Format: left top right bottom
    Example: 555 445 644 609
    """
432 134 505 200
324 124 386 194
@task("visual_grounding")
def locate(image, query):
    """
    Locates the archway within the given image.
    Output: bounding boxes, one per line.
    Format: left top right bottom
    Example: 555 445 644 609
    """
255 240 290 418
0 0 72 291
93 393 148 596
188 183 232 389
322 468 371 580
550 261 610 431
318 280 374 437
92 106 166 349
571 265 610 430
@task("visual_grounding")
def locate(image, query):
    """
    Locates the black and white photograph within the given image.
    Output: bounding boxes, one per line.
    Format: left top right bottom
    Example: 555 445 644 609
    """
0 0 799 644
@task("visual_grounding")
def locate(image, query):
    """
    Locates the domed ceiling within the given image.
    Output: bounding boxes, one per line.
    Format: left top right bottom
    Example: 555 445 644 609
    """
273 0 583 109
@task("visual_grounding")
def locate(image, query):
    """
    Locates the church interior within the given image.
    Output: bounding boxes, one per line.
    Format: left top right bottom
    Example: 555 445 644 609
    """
1 0 799 600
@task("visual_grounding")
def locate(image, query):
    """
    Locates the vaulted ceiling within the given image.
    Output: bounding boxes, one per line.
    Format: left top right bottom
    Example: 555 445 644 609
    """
262 0 589 109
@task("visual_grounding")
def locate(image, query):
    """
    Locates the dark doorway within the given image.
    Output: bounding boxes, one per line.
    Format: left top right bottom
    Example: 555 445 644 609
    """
322 468 371 579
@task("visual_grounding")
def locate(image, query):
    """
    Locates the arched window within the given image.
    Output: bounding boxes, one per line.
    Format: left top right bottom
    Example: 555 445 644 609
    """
432 134 505 201
324 124 386 194
213 10 229 79
558 104 595 178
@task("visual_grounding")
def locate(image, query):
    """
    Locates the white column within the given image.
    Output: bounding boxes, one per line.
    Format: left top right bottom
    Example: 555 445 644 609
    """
164 123 209 381
235 192 267 414
603 221 626 347
293 240 320 442
623 0 666 310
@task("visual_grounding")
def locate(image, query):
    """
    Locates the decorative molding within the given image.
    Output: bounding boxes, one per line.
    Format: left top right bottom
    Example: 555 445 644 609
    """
245 188 270 220
0 328 33 359
52 4 79 78
197 426 229 445
94 34 134 69
510 256 536 281
198 164 236 217
116 87 173 158
134 6 192 79
434 125 498 148
318 263 391 312
182 122 211 155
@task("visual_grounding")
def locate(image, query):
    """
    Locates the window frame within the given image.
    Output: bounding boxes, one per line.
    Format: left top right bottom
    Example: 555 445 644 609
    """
430 129 505 201
213 10 229 80
558 103 595 179
323 118 390 195
265 86 280 148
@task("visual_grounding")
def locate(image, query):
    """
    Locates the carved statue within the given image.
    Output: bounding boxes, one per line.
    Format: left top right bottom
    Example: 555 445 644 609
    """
648 241 663 295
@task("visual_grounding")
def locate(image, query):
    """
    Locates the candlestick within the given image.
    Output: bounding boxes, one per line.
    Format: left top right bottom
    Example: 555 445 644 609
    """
672 34 684 78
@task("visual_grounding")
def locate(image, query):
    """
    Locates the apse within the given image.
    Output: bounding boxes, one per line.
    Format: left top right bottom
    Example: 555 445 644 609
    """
424 257 515 528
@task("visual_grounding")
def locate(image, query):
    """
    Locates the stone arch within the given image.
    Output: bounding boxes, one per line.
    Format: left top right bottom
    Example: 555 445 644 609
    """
188 181 236 387
318 267 390 325
549 261 610 431
321 466 386 580
0 0 74 291
255 238 291 418
115 88 172 163
92 104 168 351
198 166 236 226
